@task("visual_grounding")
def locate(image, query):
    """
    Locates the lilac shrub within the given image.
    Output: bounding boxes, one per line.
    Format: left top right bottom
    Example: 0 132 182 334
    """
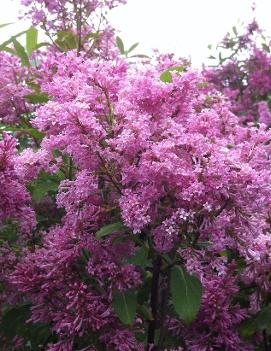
21 0 126 57
1 1 271 350
7 53 271 350
205 20 271 126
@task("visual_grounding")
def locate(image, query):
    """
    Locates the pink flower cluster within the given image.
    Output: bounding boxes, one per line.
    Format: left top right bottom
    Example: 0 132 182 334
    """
0 53 31 124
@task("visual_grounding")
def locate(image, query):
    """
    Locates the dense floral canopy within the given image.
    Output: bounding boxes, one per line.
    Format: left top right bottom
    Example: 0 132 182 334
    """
1 1 271 350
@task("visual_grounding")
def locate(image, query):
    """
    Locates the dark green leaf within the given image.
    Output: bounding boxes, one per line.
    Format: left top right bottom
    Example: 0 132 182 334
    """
239 306 271 339
1 303 53 348
262 43 270 53
128 246 150 267
116 36 125 55
1 304 31 341
112 289 137 326
170 265 202 323
0 222 18 243
95 222 126 239
12 38 30 67
26 27 38 56
137 304 153 321
28 170 64 202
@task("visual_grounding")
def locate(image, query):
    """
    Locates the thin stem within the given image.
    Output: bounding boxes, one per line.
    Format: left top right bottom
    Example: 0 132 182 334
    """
263 330 269 351
77 0 83 54
157 277 169 350
147 255 162 350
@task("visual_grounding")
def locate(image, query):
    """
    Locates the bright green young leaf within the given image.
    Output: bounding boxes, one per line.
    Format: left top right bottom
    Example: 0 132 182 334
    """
160 66 185 83
0 125 44 140
112 289 137 326
55 30 78 51
160 70 172 83
84 32 100 42
12 38 30 67
1 47 17 55
26 27 38 56
35 42 50 50
95 222 126 239
170 265 202 324
116 36 125 55
26 92 49 104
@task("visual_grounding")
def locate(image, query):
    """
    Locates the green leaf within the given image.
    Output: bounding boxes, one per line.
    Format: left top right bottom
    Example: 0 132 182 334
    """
1 47 17 55
112 289 137 326
0 23 13 29
127 42 139 54
0 222 18 243
1 303 53 348
262 43 270 53
170 266 202 324
128 246 150 267
28 170 64 203
35 42 50 50
137 304 153 321
1 304 31 341
55 30 78 51
232 26 238 36
0 125 44 140
116 36 125 55
0 29 27 51
12 38 30 67
130 54 150 59
84 32 100 41
26 92 49 104
96 222 126 239
239 306 271 338
26 27 38 56
160 66 185 83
